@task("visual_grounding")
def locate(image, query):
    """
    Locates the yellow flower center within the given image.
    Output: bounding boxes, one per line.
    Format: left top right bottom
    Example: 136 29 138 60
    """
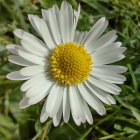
50 42 93 85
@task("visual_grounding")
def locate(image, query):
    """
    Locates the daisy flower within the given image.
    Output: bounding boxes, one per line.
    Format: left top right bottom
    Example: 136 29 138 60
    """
6 1 127 126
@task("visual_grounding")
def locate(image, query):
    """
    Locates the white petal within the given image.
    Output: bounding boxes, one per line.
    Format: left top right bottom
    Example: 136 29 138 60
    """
42 7 61 44
7 71 30 80
87 76 121 95
93 47 126 59
21 39 48 57
47 7 61 44
26 77 52 98
14 29 24 38
31 15 43 35
72 4 81 40
6 44 27 54
14 29 49 52
72 4 81 39
59 1 75 42
63 87 70 123
6 44 20 55
69 86 86 122
19 97 30 109
28 14 42 36
40 18 56 49
20 73 46 92
69 86 79 119
46 84 63 117
20 65 45 76
85 81 116 105
29 15 43 36
83 17 107 46
8 55 35 66
95 42 122 54
53 102 63 127
93 43 125 56
74 4 80 26
90 30 117 52
28 83 51 105
74 31 87 45
28 14 41 34
41 9 49 22
18 50 46 65
77 84 106 115
91 69 126 84
72 112 81 126
59 1 68 43
42 7 60 45
83 100 93 124
93 54 125 65
106 94 116 104
27 80 53 105
40 100 49 123
94 65 128 74
66 3 74 41
86 20 109 51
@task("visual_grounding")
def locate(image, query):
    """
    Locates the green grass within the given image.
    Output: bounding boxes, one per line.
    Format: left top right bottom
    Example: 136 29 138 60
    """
0 0 140 139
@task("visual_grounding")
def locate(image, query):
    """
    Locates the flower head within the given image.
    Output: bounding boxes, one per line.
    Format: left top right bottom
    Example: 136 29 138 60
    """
6 1 127 126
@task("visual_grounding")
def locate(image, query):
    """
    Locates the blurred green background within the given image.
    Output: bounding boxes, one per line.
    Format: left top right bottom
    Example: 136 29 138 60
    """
0 0 140 139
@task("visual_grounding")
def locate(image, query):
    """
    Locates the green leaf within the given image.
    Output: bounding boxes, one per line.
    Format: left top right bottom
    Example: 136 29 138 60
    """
114 124 123 131
81 0 111 16
32 120 43 140
0 115 20 140
50 124 79 140
130 131 140 140
131 108 140 122
124 127 137 134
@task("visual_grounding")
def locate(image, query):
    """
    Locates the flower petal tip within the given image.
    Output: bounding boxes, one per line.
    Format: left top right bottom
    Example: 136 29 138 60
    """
14 29 24 38
101 17 106 21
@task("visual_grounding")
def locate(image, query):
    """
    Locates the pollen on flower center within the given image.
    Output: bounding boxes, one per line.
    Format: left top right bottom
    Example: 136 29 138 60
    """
50 42 93 85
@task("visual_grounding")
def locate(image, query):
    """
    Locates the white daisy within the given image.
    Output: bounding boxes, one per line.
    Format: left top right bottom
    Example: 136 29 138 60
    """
6 1 127 126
